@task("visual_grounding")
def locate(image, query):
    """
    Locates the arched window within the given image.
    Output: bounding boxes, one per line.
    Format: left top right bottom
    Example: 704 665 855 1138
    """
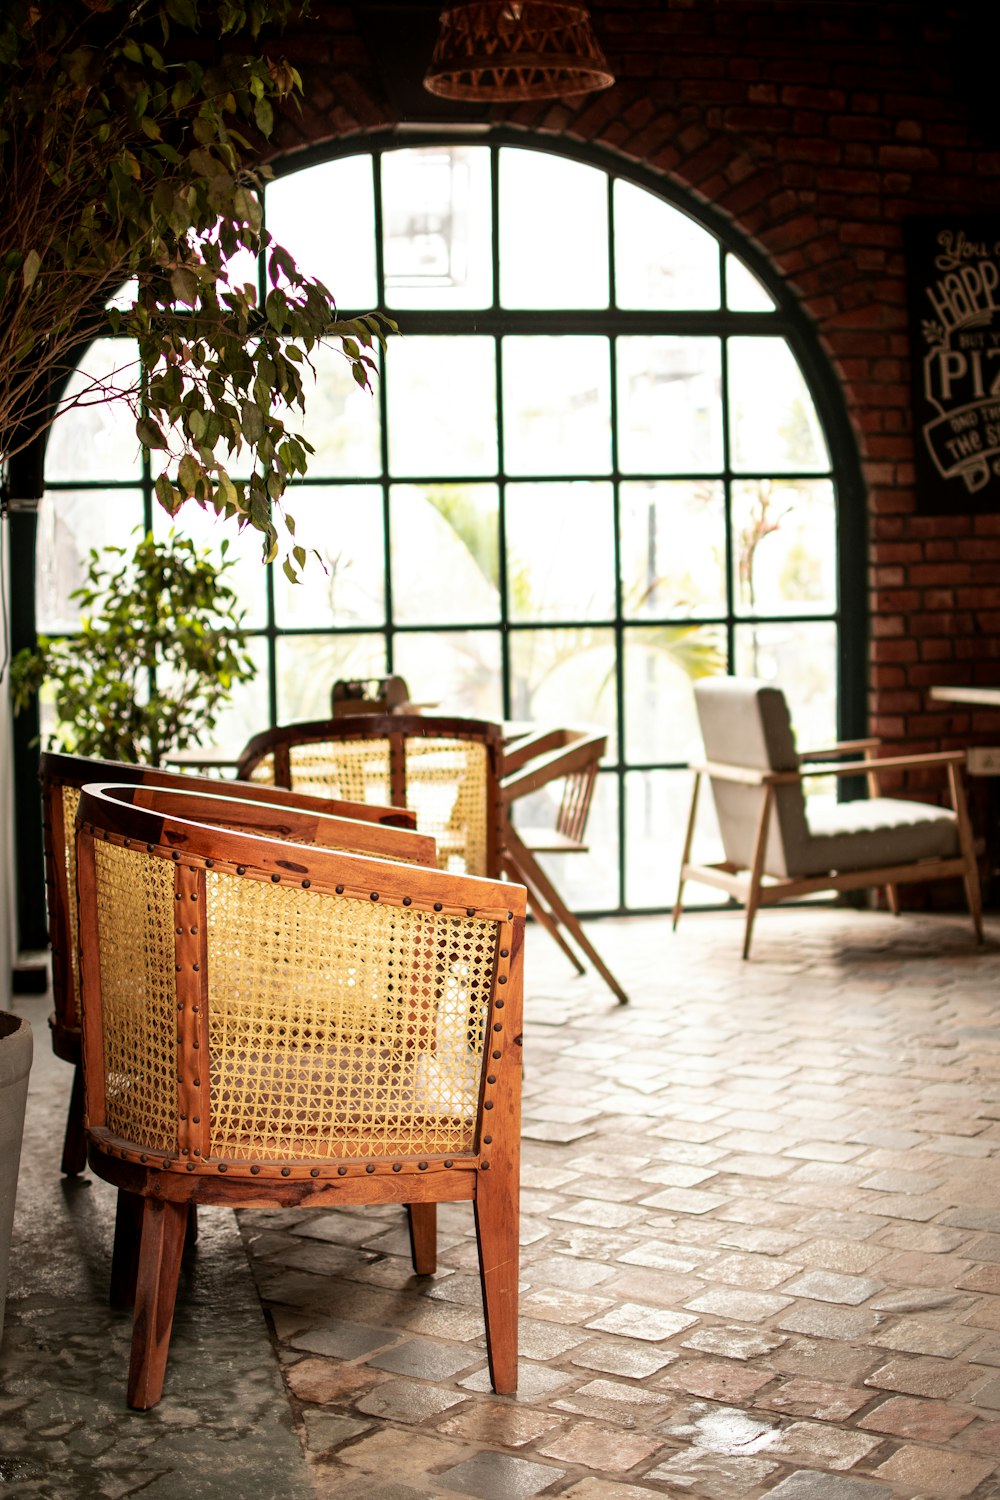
36 135 863 915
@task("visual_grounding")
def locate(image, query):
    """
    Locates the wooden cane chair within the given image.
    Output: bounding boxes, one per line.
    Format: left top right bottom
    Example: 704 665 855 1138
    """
236 714 505 880
331 674 411 715
40 751 425 1178
501 726 627 1005
75 780 525 1409
673 676 984 958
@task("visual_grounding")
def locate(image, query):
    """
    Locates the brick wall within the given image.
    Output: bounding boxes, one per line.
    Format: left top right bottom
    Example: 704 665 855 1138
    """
268 0 1000 763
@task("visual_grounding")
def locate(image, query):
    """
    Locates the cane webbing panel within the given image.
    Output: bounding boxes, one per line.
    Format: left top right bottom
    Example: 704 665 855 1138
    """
287 740 392 806
248 754 276 785
61 785 83 1025
204 870 495 1161
93 842 178 1152
405 738 489 877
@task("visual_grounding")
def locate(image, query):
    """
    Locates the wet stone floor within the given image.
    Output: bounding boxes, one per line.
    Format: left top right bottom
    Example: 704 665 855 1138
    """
3 906 1000 1499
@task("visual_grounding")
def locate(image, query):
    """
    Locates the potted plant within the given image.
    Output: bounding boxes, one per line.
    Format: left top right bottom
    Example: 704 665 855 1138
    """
0 1009 31 1352
10 527 257 764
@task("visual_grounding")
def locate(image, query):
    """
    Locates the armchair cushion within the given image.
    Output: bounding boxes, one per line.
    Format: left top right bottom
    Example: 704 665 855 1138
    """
800 797 960 878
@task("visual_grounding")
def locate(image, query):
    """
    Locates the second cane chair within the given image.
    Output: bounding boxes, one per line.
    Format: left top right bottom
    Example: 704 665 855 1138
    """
74 780 525 1408
40 750 426 1178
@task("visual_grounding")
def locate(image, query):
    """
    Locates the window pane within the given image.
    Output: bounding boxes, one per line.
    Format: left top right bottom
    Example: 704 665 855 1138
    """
728 338 829 473
499 148 608 309
503 336 611 476
391 484 499 624
626 769 725 910
732 479 837 617
615 181 720 310
521 771 619 911
36 491 145 633
46 339 142 481
617 337 723 474
382 146 492 309
726 254 775 312
295 344 381 478
151 500 268 630
505 482 614 622
387 337 497 477
733 622 838 748
265 156 377 308
200 636 270 755
276 634 387 722
273 486 385 628
393 630 503 721
510 628 617 756
620 481 727 619
624 628 725 763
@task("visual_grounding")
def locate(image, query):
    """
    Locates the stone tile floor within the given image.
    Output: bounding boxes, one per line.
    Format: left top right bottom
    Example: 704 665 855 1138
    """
4 905 1000 1498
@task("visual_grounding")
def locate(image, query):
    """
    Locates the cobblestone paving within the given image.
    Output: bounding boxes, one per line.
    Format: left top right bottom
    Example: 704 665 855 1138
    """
4 907 1000 1499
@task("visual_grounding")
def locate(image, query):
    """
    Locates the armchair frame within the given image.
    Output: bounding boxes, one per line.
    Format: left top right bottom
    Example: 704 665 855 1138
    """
75 782 525 1408
673 740 984 959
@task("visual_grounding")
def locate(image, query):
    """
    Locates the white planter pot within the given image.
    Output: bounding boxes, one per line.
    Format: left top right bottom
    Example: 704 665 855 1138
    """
0 1011 32 1352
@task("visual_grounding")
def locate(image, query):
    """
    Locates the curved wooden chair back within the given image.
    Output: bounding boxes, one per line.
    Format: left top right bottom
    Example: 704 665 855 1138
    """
74 781 524 1408
39 751 423 1177
236 714 505 880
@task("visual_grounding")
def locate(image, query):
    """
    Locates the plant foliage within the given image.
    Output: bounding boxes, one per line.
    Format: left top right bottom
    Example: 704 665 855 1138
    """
10 530 257 764
0 0 394 574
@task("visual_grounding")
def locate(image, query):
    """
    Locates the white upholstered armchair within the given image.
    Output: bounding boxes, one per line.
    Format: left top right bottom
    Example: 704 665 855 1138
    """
673 677 983 958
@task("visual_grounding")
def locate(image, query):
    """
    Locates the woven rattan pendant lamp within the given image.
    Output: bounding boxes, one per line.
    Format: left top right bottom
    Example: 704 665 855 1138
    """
424 2 614 102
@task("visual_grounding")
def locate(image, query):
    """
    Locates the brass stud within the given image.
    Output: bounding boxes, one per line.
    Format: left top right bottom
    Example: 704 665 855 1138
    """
281 1167 291 1177
493 1023 502 1033
484 1100 494 1110
370 892 379 901
193 1078 201 1087
302 880 311 889
172 851 180 860
190 892 197 900
192 964 200 973
392 1162 402 1172
366 1163 375 1174
251 1164 260 1174
444 1160 454 1169
500 948 509 958
271 873 280 883
190 925 198 934
403 896 412 906
483 1135 492 1145
496 999 504 1009
338 1166 348 1176
434 902 443 912
237 865 246 875
418 1161 428 1171
498 976 507 985
487 1074 496 1084
192 1116 200 1125
481 1161 491 1171
218 1163 228 1172
187 1162 196 1171
336 884 345 894
310 1168 319 1177
492 1050 501 1060
148 843 155 854
466 907 475 917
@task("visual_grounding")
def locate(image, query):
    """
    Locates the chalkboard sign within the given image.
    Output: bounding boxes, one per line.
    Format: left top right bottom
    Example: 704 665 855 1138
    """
905 217 1000 514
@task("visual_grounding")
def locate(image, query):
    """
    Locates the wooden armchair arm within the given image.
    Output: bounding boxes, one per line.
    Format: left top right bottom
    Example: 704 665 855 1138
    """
694 748 967 788
799 738 880 761
501 728 607 805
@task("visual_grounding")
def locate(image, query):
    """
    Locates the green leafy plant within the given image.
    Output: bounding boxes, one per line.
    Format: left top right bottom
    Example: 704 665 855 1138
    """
0 1 394 575
10 530 256 764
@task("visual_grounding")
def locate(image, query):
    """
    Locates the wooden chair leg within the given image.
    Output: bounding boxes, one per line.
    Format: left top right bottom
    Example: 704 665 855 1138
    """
110 1189 144 1311
127 1197 189 1410
60 1062 88 1177
474 1161 519 1395
949 763 984 944
884 884 901 915
742 785 774 961
406 1203 437 1275
505 827 628 1005
672 772 702 932
503 852 585 976
185 1205 199 1251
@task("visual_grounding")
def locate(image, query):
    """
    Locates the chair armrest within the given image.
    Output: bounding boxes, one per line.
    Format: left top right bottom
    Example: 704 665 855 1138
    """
777 749 967 781
690 760 775 787
501 729 607 804
799 738 880 762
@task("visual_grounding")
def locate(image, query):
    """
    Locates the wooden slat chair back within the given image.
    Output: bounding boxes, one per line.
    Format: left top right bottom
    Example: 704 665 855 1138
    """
236 715 505 881
500 726 627 1005
39 751 423 1178
673 676 984 958
75 781 524 1409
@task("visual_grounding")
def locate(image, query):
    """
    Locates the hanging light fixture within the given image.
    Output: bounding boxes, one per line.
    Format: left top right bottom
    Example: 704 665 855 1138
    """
423 2 614 103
